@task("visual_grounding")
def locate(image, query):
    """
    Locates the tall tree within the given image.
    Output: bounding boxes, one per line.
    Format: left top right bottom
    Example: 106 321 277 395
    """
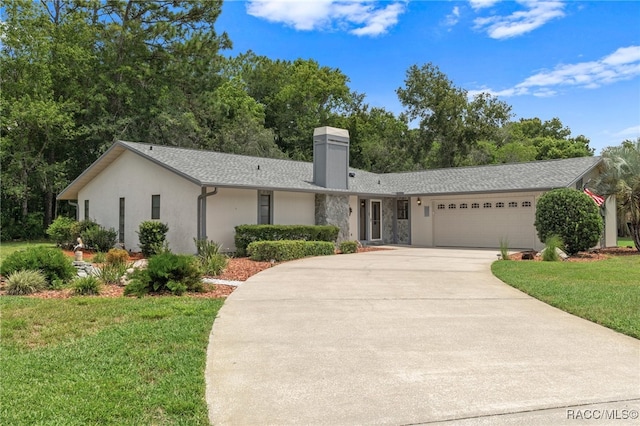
396 63 512 168
0 0 231 238
226 52 353 160
591 139 640 251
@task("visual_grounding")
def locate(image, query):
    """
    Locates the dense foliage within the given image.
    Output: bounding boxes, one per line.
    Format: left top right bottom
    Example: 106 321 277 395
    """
534 189 603 255
247 240 335 262
137 221 170 257
0 247 76 286
124 252 203 296
5 270 48 295
235 224 340 256
339 240 359 254
591 138 640 251
1 1 599 238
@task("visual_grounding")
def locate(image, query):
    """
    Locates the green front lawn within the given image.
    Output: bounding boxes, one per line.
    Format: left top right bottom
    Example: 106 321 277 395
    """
492 256 640 339
0 240 56 264
618 237 636 248
0 297 223 425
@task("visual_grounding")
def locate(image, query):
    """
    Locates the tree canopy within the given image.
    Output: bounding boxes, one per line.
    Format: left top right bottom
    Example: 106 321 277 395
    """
0 3 598 240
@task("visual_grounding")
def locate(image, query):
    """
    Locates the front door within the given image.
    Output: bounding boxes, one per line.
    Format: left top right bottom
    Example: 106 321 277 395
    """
371 200 381 240
359 199 368 240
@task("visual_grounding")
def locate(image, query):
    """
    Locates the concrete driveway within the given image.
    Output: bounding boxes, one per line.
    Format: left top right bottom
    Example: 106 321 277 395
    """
206 248 640 425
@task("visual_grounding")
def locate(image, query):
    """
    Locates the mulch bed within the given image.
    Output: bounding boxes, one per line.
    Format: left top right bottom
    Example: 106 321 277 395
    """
0 246 390 300
508 246 638 262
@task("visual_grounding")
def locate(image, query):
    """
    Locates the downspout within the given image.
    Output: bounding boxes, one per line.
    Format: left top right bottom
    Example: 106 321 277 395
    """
69 201 79 221
197 187 218 241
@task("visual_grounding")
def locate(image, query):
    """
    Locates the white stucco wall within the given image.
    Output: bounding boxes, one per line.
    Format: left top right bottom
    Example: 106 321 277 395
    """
274 191 315 225
204 188 317 252
348 196 358 241
204 188 257 252
78 150 200 254
410 196 434 246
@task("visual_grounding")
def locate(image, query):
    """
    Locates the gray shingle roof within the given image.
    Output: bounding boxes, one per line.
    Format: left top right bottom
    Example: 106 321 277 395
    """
385 156 602 195
57 140 602 200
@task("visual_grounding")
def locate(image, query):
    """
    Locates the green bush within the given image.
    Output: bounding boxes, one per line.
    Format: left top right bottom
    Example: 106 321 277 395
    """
5 270 48 295
124 252 202 296
46 216 78 248
106 248 129 266
542 235 564 262
0 247 76 286
339 240 359 254
82 225 117 252
235 224 339 256
194 239 228 275
72 276 101 295
247 240 334 262
534 188 604 255
137 221 169 257
92 251 107 264
95 262 129 285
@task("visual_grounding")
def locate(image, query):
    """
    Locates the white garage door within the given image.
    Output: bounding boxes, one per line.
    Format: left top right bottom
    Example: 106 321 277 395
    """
433 197 536 249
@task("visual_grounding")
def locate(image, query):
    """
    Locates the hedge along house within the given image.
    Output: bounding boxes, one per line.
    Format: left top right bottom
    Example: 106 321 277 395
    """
57 126 616 254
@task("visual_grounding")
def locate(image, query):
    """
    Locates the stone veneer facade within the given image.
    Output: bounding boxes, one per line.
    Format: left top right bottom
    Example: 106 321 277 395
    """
381 198 410 245
315 194 350 242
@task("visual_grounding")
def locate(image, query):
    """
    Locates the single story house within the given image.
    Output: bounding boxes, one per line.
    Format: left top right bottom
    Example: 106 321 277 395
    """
57 127 616 254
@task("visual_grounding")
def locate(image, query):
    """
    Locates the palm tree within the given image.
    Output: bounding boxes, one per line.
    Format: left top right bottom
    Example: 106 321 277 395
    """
591 138 640 251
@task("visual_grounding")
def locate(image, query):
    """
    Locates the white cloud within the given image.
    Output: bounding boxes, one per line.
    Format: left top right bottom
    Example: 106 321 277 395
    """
246 0 407 36
614 125 640 139
469 0 501 10
444 6 461 28
472 45 640 98
473 0 565 39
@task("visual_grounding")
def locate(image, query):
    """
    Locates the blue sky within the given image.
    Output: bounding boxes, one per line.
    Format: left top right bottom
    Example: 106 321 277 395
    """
217 1 640 154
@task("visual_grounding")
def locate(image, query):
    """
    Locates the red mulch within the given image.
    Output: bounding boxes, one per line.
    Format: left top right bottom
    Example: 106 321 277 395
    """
0 247 387 300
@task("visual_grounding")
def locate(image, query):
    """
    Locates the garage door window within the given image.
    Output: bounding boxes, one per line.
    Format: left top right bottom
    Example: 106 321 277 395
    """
484 202 492 208
471 203 479 209
448 203 456 209
496 202 505 208
460 203 468 209
437 204 445 210
522 201 532 207
509 201 518 207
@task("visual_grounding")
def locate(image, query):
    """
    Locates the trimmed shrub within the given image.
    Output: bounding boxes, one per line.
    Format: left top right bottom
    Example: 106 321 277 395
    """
339 240 359 254
5 270 47 295
534 188 604 255
47 216 78 248
0 247 76 286
247 240 334 262
235 224 339 256
72 276 101 295
137 221 169 257
124 252 202 296
82 225 117 252
106 248 129 266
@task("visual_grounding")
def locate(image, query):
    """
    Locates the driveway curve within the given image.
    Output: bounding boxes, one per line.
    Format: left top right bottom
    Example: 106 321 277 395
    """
206 248 639 425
